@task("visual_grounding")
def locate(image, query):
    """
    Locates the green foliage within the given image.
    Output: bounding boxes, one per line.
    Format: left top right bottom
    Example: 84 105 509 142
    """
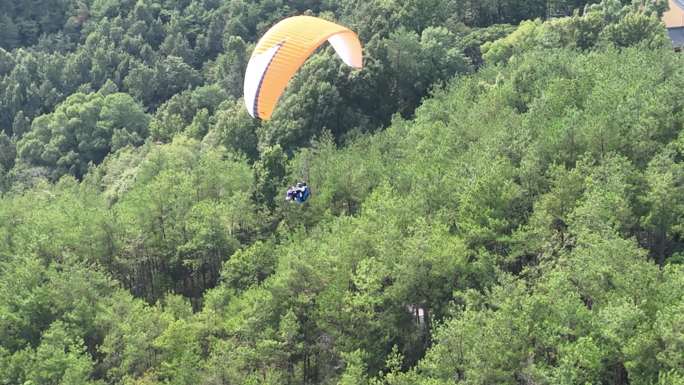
204 99 259 160
0 0 75 48
221 240 277 293
0 131 15 171
483 1 668 65
1 1 683 384
105 138 257 300
16 91 149 179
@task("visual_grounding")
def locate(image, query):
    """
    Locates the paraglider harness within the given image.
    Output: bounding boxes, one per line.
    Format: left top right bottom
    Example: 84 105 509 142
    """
286 182 310 203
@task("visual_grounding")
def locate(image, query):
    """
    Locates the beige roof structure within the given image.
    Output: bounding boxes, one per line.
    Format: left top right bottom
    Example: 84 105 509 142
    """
664 0 684 28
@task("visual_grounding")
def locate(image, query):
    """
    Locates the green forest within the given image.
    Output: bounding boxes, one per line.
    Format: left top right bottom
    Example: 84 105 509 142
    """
1 0 683 384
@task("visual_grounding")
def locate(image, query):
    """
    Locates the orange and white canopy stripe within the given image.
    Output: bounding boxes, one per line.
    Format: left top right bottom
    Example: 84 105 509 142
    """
243 16 363 120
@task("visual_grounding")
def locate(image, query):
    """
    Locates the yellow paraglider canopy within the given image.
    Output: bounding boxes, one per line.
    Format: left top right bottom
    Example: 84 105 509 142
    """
243 16 363 120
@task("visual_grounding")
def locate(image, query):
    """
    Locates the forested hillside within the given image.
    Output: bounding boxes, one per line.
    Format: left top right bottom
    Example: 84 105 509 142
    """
1 0 683 384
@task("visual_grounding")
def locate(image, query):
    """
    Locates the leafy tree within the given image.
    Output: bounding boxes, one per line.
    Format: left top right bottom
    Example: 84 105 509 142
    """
0 131 15 171
0 15 20 49
16 91 149 179
204 35 249 98
205 99 259 159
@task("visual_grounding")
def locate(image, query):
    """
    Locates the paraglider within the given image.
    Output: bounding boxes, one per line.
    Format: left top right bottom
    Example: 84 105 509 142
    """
286 182 311 203
243 15 363 120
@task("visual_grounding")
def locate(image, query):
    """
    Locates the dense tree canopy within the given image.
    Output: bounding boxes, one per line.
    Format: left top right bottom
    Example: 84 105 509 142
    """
1 0 682 384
